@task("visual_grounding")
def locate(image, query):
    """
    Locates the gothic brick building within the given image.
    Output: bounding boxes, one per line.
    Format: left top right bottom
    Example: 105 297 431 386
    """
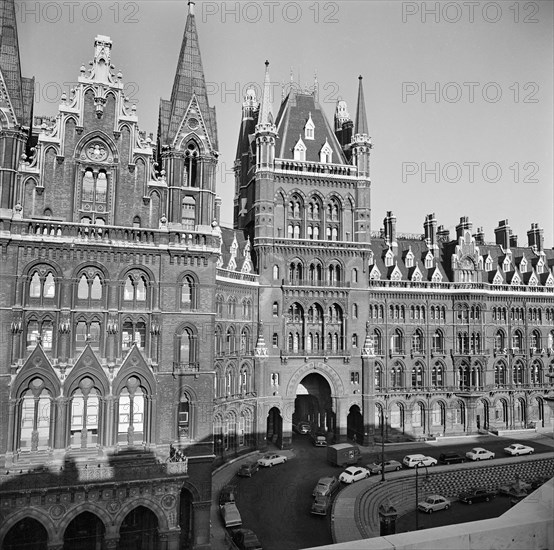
1 1 553 548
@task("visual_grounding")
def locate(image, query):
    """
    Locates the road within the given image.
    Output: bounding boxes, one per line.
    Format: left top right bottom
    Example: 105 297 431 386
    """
232 435 552 550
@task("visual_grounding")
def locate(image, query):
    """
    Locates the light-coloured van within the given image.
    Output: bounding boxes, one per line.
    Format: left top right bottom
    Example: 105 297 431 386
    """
402 454 437 468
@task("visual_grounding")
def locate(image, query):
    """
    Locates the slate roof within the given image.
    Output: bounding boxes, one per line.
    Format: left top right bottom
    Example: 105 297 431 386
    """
0 0 25 124
219 226 249 271
275 92 347 164
159 8 218 148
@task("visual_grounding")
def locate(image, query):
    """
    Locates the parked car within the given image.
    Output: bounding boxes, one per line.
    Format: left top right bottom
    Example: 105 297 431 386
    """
257 453 287 467
339 466 370 484
402 454 438 468
417 494 451 513
311 493 333 516
504 443 534 456
366 460 402 475
438 452 465 465
292 421 311 434
220 501 242 528
311 432 327 447
231 528 263 550
312 476 340 497
459 488 496 504
218 485 236 506
237 461 259 477
466 447 495 461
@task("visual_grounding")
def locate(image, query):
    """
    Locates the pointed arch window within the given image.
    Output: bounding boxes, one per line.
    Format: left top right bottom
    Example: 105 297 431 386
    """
122 320 147 351
117 377 146 446
184 142 199 187
181 275 196 310
28 270 56 302
70 378 100 448
18 378 52 451
431 363 444 387
122 273 149 306
178 394 191 440
75 319 101 352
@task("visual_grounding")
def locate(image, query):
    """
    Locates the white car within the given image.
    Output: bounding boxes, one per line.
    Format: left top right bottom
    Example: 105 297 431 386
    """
257 453 287 467
339 466 370 484
504 443 534 456
466 447 495 461
417 494 451 513
402 454 438 468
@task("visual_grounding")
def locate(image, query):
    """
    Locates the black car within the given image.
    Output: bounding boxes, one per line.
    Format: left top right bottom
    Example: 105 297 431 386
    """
232 528 263 550
459 488 496 504
439 452 465 465
218 485 236 506
237 462 259 477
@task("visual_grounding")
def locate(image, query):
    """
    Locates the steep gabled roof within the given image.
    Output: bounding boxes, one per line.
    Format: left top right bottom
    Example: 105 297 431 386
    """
275 92 347 164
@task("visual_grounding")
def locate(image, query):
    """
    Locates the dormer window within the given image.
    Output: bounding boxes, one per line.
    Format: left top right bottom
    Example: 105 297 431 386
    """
385 248 394 268
319 139 333 163
520 257 527 273
537 257 545 274
485 255 493 271
405 248 414 269
304 113 315 140
424 251 433 269
293 136 306 161
503 258 511 272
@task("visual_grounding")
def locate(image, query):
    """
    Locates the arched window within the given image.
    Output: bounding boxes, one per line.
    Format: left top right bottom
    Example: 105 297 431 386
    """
117 376 146 446
390 402 404 430
181 276 196 310
227 297 237 318
70 378 100 448
273 265 280 280
375 365 382 390
178 327 196 366
18 378 52 451
240 328 250 354
530 330 541 350
226 327 236 354
184 142 199 187
512 330 523 352
432 330 444 353
373 329 383 355
411 364 424 388
513 361 524 384
216 295 224 316
412 330 424 353
123 273 149 306
494 363 507 386
391 363 404 389
412 403 424 427
391 329 403 354
215 326 223 355
431 363 443 387
494 330 506 351
178 394 191 440
28 270 56 301
26 318 54 351
75 319 101 351
431 402 445 427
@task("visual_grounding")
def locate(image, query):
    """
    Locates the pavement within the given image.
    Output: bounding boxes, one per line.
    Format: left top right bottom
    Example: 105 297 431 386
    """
209 431 554 550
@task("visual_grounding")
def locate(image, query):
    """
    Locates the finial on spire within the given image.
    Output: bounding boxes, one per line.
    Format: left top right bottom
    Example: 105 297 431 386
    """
355 74 369 136
265 60 269 67
257 59 275 128
188 0 195 16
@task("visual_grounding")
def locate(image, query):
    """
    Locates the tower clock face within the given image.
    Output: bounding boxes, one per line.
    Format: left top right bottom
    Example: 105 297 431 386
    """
188 118 199 130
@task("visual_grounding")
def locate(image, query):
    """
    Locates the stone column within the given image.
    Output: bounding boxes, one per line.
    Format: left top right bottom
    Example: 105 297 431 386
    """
160 529 181 550
104 536 119 549
361 326 376 445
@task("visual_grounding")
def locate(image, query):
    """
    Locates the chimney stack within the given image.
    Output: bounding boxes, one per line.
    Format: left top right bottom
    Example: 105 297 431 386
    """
383 211 397 249
456 216 473 239
475 227 485 245
527 223 544 252
494 220 512 250
424 213 437 248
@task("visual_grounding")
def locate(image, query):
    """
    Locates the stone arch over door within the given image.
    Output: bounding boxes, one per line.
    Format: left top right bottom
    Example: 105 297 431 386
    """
266 406 283 447
347 404 363 442
2 517 49 550
475 398 490 431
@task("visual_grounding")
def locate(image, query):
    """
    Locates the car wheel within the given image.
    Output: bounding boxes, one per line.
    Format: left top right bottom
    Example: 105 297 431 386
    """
445 504 450 510
489 456 493 460
529 451 533 454
430 462 435 467
269 463 273 467
468 499 473 505
395 467 400 471
485 496 490 502
428 509 433 514
366 473 370 479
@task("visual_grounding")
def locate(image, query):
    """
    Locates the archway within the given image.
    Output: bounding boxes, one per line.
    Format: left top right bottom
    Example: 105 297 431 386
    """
476 399 489 430
3 518 48 550
267 407 283 446
293 373 334 433
179 488 193 549
63 512 105 550
118 506 159 549
347 405 363 442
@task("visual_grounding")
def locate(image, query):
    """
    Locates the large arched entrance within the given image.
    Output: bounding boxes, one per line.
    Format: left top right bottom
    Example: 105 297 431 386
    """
119 506 159 549
293 373 334 434
179 488 193 549
63 512 105 550
347 405 363 442
3 518 48 550
267 407 283 446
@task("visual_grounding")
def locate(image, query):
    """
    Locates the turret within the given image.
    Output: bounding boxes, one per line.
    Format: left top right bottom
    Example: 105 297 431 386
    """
255 61 277 170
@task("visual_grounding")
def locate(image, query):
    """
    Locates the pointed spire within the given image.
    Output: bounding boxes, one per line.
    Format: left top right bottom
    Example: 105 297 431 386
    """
0 0 24 123
257 60 275 129
164 4 217 146
355 75 369 136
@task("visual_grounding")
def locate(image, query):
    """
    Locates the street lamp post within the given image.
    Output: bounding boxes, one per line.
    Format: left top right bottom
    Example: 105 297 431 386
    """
381 412 388 482
415 461 429 530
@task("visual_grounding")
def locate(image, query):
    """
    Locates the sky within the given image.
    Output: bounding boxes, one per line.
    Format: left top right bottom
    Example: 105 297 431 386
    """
16 0 554 246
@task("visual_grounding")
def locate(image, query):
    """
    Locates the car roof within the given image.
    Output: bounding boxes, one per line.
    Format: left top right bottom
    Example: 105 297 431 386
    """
471 447 486 451
405 454 426 459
